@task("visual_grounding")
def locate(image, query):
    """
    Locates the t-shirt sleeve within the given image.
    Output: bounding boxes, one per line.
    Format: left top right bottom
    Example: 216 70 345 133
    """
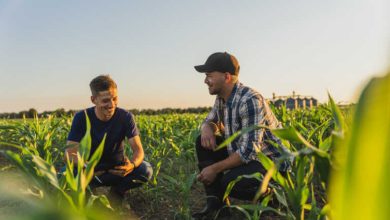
124 112 139 138
67 111 86 142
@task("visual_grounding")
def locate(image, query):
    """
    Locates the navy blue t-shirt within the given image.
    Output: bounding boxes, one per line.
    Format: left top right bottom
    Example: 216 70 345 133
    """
67 107 139 165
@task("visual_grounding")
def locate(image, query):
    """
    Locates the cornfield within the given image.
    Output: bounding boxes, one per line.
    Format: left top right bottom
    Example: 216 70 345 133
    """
0 72 389 220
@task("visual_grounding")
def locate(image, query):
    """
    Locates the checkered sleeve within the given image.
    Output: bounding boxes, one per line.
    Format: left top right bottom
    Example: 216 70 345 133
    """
235 97 265 163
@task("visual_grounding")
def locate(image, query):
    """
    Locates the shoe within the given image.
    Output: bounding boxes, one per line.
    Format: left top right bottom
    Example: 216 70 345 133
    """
107 188 125 210
215 207 232 219
192 197 224 219
192 205 220 219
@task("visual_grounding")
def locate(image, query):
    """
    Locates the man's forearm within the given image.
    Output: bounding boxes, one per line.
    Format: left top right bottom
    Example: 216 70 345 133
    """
210 152 243 173
129 149 144 167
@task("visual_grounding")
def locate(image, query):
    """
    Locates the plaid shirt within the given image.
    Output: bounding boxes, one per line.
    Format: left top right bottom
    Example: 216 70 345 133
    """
204 82 283 163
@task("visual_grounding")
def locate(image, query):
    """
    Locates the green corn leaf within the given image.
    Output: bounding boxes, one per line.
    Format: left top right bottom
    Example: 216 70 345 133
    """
223 175 242 201
184 172 197 193
214 125 264 151
65 170 77 192
0 141 23 151
307 119 331 144
328 93 345 134
315 155 331 187
217 205 252 220
320 204 331 217
273 127 329 158
75 152 84 185
257 152 287 188
86 194 113 211
85 134 106 184
161 173 179 186
31 155 59 188
77 168 87 208
233 203 287 218
300 186 309 206
152 160 162 186
2 150 28 173
64 154 77 191
272 187 289 210
79 110 92 160
307 184 319 219
319 136 332 151
330 73 390 220
223 172 263 201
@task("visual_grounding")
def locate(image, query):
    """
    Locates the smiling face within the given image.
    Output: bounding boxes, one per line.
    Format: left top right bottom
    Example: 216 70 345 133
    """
91 88 118 121
204 71 226 96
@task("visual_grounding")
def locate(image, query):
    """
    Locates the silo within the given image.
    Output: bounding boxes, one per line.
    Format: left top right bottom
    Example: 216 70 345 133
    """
297 96 305 108
304 97 312 108
286 97 296 110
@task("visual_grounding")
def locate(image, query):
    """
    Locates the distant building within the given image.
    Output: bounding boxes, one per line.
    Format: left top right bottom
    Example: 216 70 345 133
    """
337 101 354 110
269 91 319 109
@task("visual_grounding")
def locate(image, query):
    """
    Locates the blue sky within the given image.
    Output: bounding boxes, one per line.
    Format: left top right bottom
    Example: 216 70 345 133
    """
0 0 389 112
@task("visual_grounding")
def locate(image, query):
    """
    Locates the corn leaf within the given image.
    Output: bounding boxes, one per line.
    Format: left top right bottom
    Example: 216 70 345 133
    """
330 73 390 220
79 110 92 160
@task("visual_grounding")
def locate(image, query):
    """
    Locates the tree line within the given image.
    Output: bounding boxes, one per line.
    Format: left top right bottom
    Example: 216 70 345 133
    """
0 107 212 119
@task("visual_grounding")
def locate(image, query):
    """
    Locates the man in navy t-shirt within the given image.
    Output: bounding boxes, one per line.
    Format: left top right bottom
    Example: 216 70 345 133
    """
65 75 153 207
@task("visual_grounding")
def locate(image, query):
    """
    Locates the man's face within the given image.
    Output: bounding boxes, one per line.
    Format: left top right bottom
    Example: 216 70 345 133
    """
204 71 226 95
91 88 118 121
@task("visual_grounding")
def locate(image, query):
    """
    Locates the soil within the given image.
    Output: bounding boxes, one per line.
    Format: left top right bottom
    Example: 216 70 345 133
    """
0 157 283 220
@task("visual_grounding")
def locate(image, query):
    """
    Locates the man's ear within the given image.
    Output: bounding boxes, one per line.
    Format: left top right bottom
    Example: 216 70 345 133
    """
91 96 96 104
224 72 232 82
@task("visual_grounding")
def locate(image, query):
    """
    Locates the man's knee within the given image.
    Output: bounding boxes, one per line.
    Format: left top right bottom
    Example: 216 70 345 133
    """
220 173 260 201
137 161 153 182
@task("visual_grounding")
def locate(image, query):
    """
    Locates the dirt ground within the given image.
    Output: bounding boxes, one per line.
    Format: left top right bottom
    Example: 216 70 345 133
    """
125 180 281 220
0 156 282 220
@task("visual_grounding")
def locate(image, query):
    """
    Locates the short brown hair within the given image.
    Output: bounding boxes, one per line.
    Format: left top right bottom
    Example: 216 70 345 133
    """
89 75 117 96
231 74 239 83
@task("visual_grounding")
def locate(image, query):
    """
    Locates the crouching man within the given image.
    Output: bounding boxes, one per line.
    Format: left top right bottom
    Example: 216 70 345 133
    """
64 74 153 208
192 52 285 219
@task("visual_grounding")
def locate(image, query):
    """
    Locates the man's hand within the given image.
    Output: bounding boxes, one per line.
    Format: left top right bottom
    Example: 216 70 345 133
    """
201 122 218 150
64 145 79 163
197 165 218 185
108 157 135 177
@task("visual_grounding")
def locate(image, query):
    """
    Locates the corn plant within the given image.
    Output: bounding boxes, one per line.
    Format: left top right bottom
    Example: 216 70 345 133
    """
221 172 285 219
0 111 114 220
1 100 372 220
329 72 390 220
214 95 345 220
0 114 70 165
160 172 197 219
128 113 202 218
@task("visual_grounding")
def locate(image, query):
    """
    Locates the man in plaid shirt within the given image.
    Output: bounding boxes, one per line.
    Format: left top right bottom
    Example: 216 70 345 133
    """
192 52 285 219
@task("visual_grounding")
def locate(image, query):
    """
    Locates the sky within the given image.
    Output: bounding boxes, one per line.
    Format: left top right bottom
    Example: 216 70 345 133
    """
0 0 389 113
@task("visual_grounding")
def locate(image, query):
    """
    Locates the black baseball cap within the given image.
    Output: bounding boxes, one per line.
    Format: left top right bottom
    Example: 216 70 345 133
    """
194 52 240 75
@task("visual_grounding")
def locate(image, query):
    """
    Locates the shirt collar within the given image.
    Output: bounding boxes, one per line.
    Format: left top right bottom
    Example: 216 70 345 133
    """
226 82 240 107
